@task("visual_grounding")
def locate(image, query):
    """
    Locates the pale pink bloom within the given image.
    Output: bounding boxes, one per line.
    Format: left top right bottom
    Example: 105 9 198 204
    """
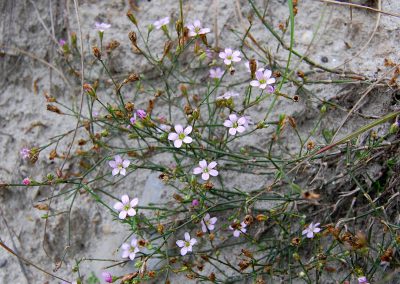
302 222 321 239
187 20 210 37
95 22 111 32
358 276 369 284
191 199 199 207
242 115 253 128
250 69 276 90
113 195 138 220
176 232 197 256
109 155 130 176
219 48 241 66
154 17 170 29
22 178 31 185
209 67 224 79
201 213 217 233
130 115 136 125
168 125 193 148
101 271 113 283
193 160 218 181
223 114 246 135
229 221 247 237
217 91 239 100
20 148 30 159
121 237 140 260
59 39 66 46
136 109 146 120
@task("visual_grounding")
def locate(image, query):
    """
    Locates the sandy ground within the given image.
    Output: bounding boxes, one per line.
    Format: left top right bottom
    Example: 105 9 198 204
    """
1 0 399 283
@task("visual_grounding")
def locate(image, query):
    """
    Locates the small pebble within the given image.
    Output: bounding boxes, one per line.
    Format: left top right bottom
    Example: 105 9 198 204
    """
0 258 7 268
321 56 329 63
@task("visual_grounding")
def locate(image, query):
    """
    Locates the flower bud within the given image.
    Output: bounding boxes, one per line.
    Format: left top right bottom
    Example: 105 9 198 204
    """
92 46 101 59
249 59 257 78
126 10 138 26
128 31 137 46
389 121 399 134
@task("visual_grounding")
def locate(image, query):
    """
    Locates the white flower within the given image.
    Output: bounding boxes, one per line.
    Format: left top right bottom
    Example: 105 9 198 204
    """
217 91 239 100
154 17 170 29
121 237 140 260
108 155 130 176
168 125 193 148
223 114 246 135
201 213 218 233
229 220 247 237
176 232 197 256
94 22 111 32
193 160 218 181
219 48 241 66
187 20 210 37
113 195 139 220
209 67 224 79
250 69 276 90
302 222 321 239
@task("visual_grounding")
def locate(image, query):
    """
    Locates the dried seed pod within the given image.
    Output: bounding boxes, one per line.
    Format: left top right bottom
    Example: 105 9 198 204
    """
92 46 101 59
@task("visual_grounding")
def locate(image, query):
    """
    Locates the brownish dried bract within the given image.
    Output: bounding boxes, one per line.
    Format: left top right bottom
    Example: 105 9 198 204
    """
173 193 184 202
203 181 214 190
34 203 49 210
106 40 120 52
380 248 393 263
291 237 301 246
256 214 268 221
129 31 138 47
307 140 315 150
157 223 164 234
124 102 135 112
92 46 101 60
288 116 297 129
241 248 253 258
384 58 396 67
126 10 138 26
238 259 251 271
44 92 56 102
302 191 320 200
121 272 138 283
208 272 216 282
47 104 62 114
147 99 155 115
49 149 58 160
244 214 254 225
249 59 257 78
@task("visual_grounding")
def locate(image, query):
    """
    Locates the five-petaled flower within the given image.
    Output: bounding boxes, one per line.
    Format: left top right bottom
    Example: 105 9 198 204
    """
20 148 30 159
95 22 111 32
229 220 247 237
176 232 197 256
250 69 276 91
109 155 130 176
154 17 170 29
121 237 140 260
302 222 321 239
209 67 224 79
193 160 218 181
113 195 139 220
22 178 31 185
168 125 193 148
201 213 218 233
187 20 210 37
217 91 239 100
223 114 247 135
59 39 66 46
219 48 241 66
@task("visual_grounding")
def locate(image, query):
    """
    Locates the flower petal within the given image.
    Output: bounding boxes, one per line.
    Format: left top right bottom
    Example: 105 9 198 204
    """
176 240 185 247
266 78 276 85
264 69 272 78
250 80 260 87
180 247 188 256
184 232 190 241
184 125 192 135
127 208 136 216
208 161 217 168
233 230 240 237
113 202 124 211
229 128 237 135
238 117 246 125
119 168 126 176
121 195 129 204
121 250 130 258
112 168 120 176
209 169 218 176
115 155 122 163
129 252 136 260
223 120 233 128
168 132 178 141
190 238 197 245
307 231 314 238
229 114 237 122
174 124 183 133
199 160 207 168
122 160 130 168
174 139 183 148
193 167 202 174
201 172 210 180
109 161 117 168
119 210 127 219
183 136 192 144
130 198 138 207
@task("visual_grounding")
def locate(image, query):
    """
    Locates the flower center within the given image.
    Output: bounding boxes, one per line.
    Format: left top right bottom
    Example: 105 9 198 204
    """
259 79 266 84
129 246 136 252
195 27 200 33
178 133 185 140
227 55 232 60
233 122 238 128
124 204 131 211
117 163 123 169
185 241 191 247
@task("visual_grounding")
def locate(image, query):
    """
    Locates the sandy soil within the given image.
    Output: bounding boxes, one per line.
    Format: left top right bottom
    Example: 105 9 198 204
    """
0 0 399 283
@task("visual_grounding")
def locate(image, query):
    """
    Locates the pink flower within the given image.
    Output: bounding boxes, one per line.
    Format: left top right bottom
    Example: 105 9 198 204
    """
20 148 30 159
121 237 140 260
201 213 217 233
113 195 138 220
95 22 111 32
59 39 66 46
223 114 246 135
168 125 193 148
136 109 146 120
22 178 31 185
101 271 113 283
219 48 241 66
302 222 321 239
358 276 369 284
130 115 136 125
187 20 210 37
193 160 218 181
191 199 199 207
209 67 224 79
108 155 130 176
229 220 247 237
250 69 275 91
176 232 197 256
216 91 239 100
154 17 170 29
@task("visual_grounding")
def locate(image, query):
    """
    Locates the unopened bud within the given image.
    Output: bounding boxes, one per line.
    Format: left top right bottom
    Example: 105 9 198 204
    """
249 59 257 78
389 121 399 134
126 10 138 26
